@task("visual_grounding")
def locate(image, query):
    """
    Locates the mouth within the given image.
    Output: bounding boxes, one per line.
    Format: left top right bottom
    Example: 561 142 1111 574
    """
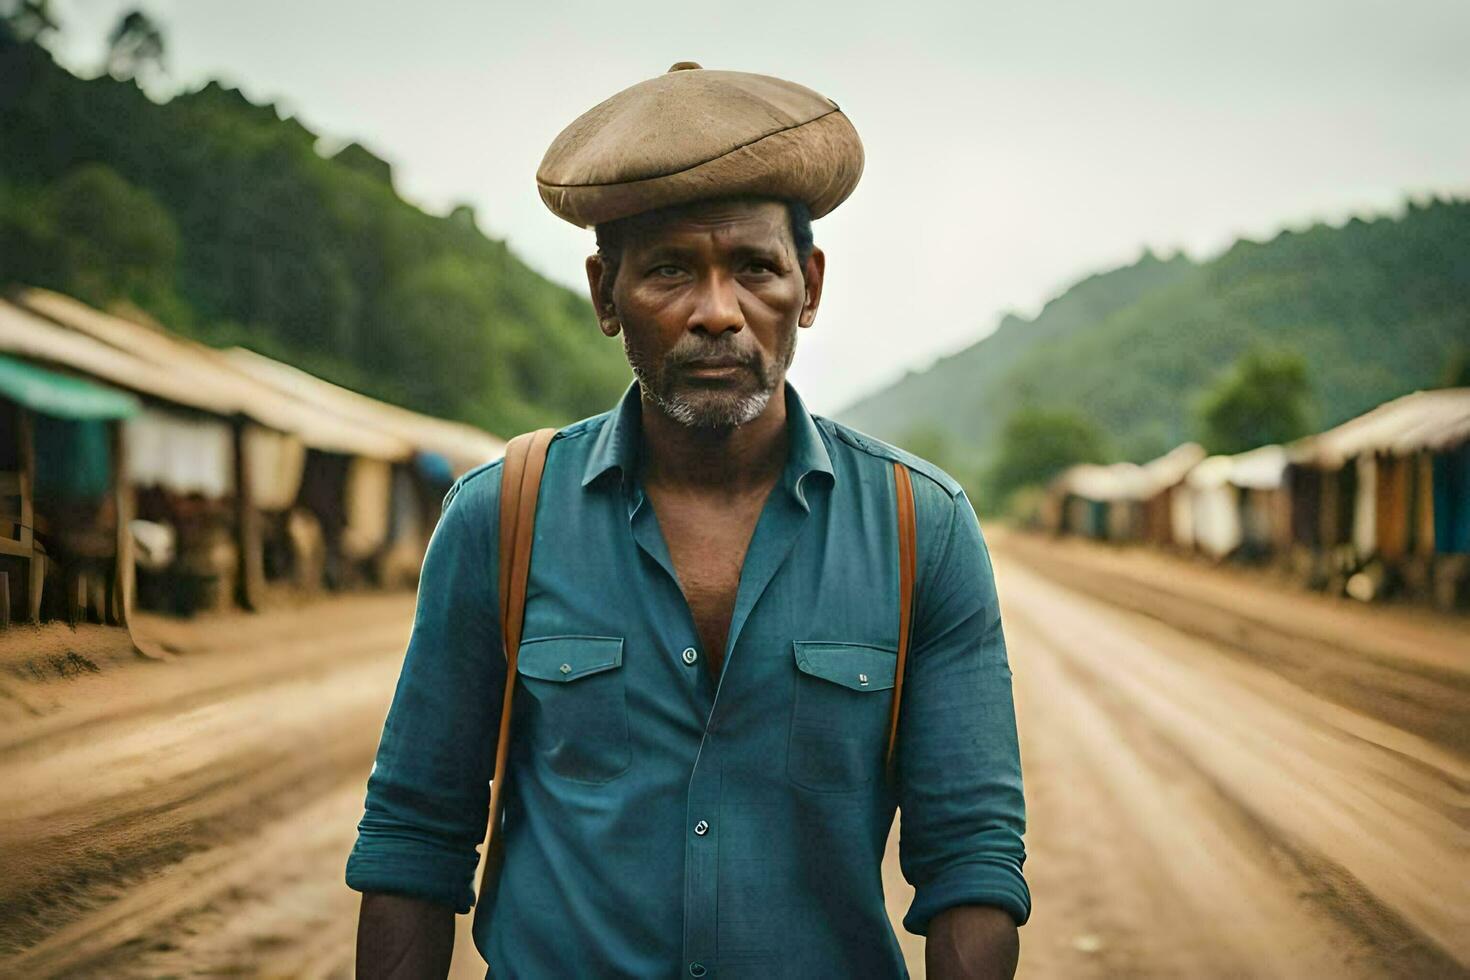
681 359 749 378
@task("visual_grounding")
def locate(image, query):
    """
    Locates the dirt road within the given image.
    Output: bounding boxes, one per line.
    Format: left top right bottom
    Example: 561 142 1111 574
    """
0 531 1465 977
0 596 409 979
988 531 1469 978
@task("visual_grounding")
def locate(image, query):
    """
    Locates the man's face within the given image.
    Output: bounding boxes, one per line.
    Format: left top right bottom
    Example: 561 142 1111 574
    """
588 199 823 429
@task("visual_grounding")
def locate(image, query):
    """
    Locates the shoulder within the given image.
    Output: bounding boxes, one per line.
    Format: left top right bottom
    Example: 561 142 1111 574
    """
813 416 965 499
441 406 615 513
442 456 503 513
551 409 611 444
813 417 989 589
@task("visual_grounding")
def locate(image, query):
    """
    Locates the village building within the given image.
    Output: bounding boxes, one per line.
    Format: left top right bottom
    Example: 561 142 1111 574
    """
1286 388 1470 606
0 287 503 627
1042 388 1469 609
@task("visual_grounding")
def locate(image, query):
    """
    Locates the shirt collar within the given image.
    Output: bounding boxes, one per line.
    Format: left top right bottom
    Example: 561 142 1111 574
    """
581 381 835 505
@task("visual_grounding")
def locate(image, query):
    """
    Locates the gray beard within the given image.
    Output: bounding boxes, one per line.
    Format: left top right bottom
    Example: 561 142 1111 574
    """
646 383 775 429
625 330 795 430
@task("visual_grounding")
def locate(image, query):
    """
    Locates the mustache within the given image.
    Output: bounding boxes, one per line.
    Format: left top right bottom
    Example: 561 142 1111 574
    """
664 337 760 369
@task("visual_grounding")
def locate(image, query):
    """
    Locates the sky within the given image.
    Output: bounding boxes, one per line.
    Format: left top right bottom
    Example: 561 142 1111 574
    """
46 0 1470 414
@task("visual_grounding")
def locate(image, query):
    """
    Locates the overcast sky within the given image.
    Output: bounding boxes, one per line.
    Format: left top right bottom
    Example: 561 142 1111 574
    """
47 0 1470 414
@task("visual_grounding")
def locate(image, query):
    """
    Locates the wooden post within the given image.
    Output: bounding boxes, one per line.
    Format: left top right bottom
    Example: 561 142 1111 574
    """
1414 451 1436 556
110 419 135 627
232 419 263 611
1319 464 1338 550
17 407 42 623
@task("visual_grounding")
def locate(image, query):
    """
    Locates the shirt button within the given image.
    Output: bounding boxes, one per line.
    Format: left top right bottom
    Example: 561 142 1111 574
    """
689 963 707 977
693 819 709 836
681 647 698 666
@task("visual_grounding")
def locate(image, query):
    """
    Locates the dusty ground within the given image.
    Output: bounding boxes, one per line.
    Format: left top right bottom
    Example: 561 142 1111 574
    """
0 531 1465 978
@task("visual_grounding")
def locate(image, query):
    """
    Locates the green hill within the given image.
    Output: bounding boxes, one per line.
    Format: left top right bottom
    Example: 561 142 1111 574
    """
839 198 1470 477
839 249 1197 468
0 31 630 436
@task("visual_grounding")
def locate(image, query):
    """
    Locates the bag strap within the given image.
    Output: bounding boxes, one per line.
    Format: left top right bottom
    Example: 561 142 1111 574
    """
476 427 556 917
885 461 917 782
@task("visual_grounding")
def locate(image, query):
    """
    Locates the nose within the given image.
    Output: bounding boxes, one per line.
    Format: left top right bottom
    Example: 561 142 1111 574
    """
688 270 744 336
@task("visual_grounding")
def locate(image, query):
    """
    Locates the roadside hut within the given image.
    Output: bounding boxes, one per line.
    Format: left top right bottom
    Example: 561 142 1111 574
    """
1177 445 1289 562
1286 388 1470 606
1048 445 1207 545
224 347 504 587
0 297 241 619
1183 455 1240 559
1228 444 1291 559
0 353 140 627
1137 442 1206 549
4 289 410 611
1051 461 1151 542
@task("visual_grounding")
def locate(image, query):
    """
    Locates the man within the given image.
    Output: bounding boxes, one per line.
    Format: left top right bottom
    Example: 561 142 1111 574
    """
347 64 1029 978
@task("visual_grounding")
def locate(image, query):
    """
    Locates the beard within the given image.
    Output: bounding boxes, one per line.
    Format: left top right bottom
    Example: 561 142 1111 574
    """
625 326 797 430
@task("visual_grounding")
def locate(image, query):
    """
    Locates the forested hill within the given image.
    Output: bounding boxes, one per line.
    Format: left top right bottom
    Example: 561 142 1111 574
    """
839 249 1197 464
0 34 631 436
838 197 1470 473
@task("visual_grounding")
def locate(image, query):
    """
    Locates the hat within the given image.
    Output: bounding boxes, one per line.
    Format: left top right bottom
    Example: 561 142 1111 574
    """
537 62 864 228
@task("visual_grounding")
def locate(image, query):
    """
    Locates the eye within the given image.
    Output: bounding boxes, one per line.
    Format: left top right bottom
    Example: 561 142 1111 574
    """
650 264 683 278
743 259 778 275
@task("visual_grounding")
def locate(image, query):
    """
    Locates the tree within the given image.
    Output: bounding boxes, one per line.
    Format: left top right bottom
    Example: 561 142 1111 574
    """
448 203 480 231
986 408 1109 502
105 8 165 83
332 142 394 188
375 256 498 418
1195 346 1313 455
36 163 179 306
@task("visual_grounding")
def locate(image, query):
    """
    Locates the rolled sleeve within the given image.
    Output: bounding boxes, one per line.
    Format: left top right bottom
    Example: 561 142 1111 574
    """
897 486 1030 933
344 466 504 913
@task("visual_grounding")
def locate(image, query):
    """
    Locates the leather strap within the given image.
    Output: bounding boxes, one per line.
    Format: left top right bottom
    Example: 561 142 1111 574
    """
886 462 917 782
475 427 556 923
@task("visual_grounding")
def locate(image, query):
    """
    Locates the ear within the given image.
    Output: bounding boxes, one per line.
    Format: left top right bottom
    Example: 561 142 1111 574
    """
585 254 621 337
797 247 826 329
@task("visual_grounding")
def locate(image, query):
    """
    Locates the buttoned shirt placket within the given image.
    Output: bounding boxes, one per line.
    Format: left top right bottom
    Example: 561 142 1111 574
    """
623 452 821 978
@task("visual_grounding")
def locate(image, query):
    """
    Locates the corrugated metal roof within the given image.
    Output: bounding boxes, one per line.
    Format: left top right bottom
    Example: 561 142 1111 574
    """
225 348 505 475
1288 388 1470 468
12 288 410 461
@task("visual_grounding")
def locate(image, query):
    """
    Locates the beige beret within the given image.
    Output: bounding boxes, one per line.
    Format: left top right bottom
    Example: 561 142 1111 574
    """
537 63 864 228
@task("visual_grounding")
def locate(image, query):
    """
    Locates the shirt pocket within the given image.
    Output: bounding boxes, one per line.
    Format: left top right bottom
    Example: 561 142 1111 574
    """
516 635 631 784
787 641 897 793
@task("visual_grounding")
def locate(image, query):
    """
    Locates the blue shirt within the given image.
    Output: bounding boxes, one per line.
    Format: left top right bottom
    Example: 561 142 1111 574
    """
346 383 1029 978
